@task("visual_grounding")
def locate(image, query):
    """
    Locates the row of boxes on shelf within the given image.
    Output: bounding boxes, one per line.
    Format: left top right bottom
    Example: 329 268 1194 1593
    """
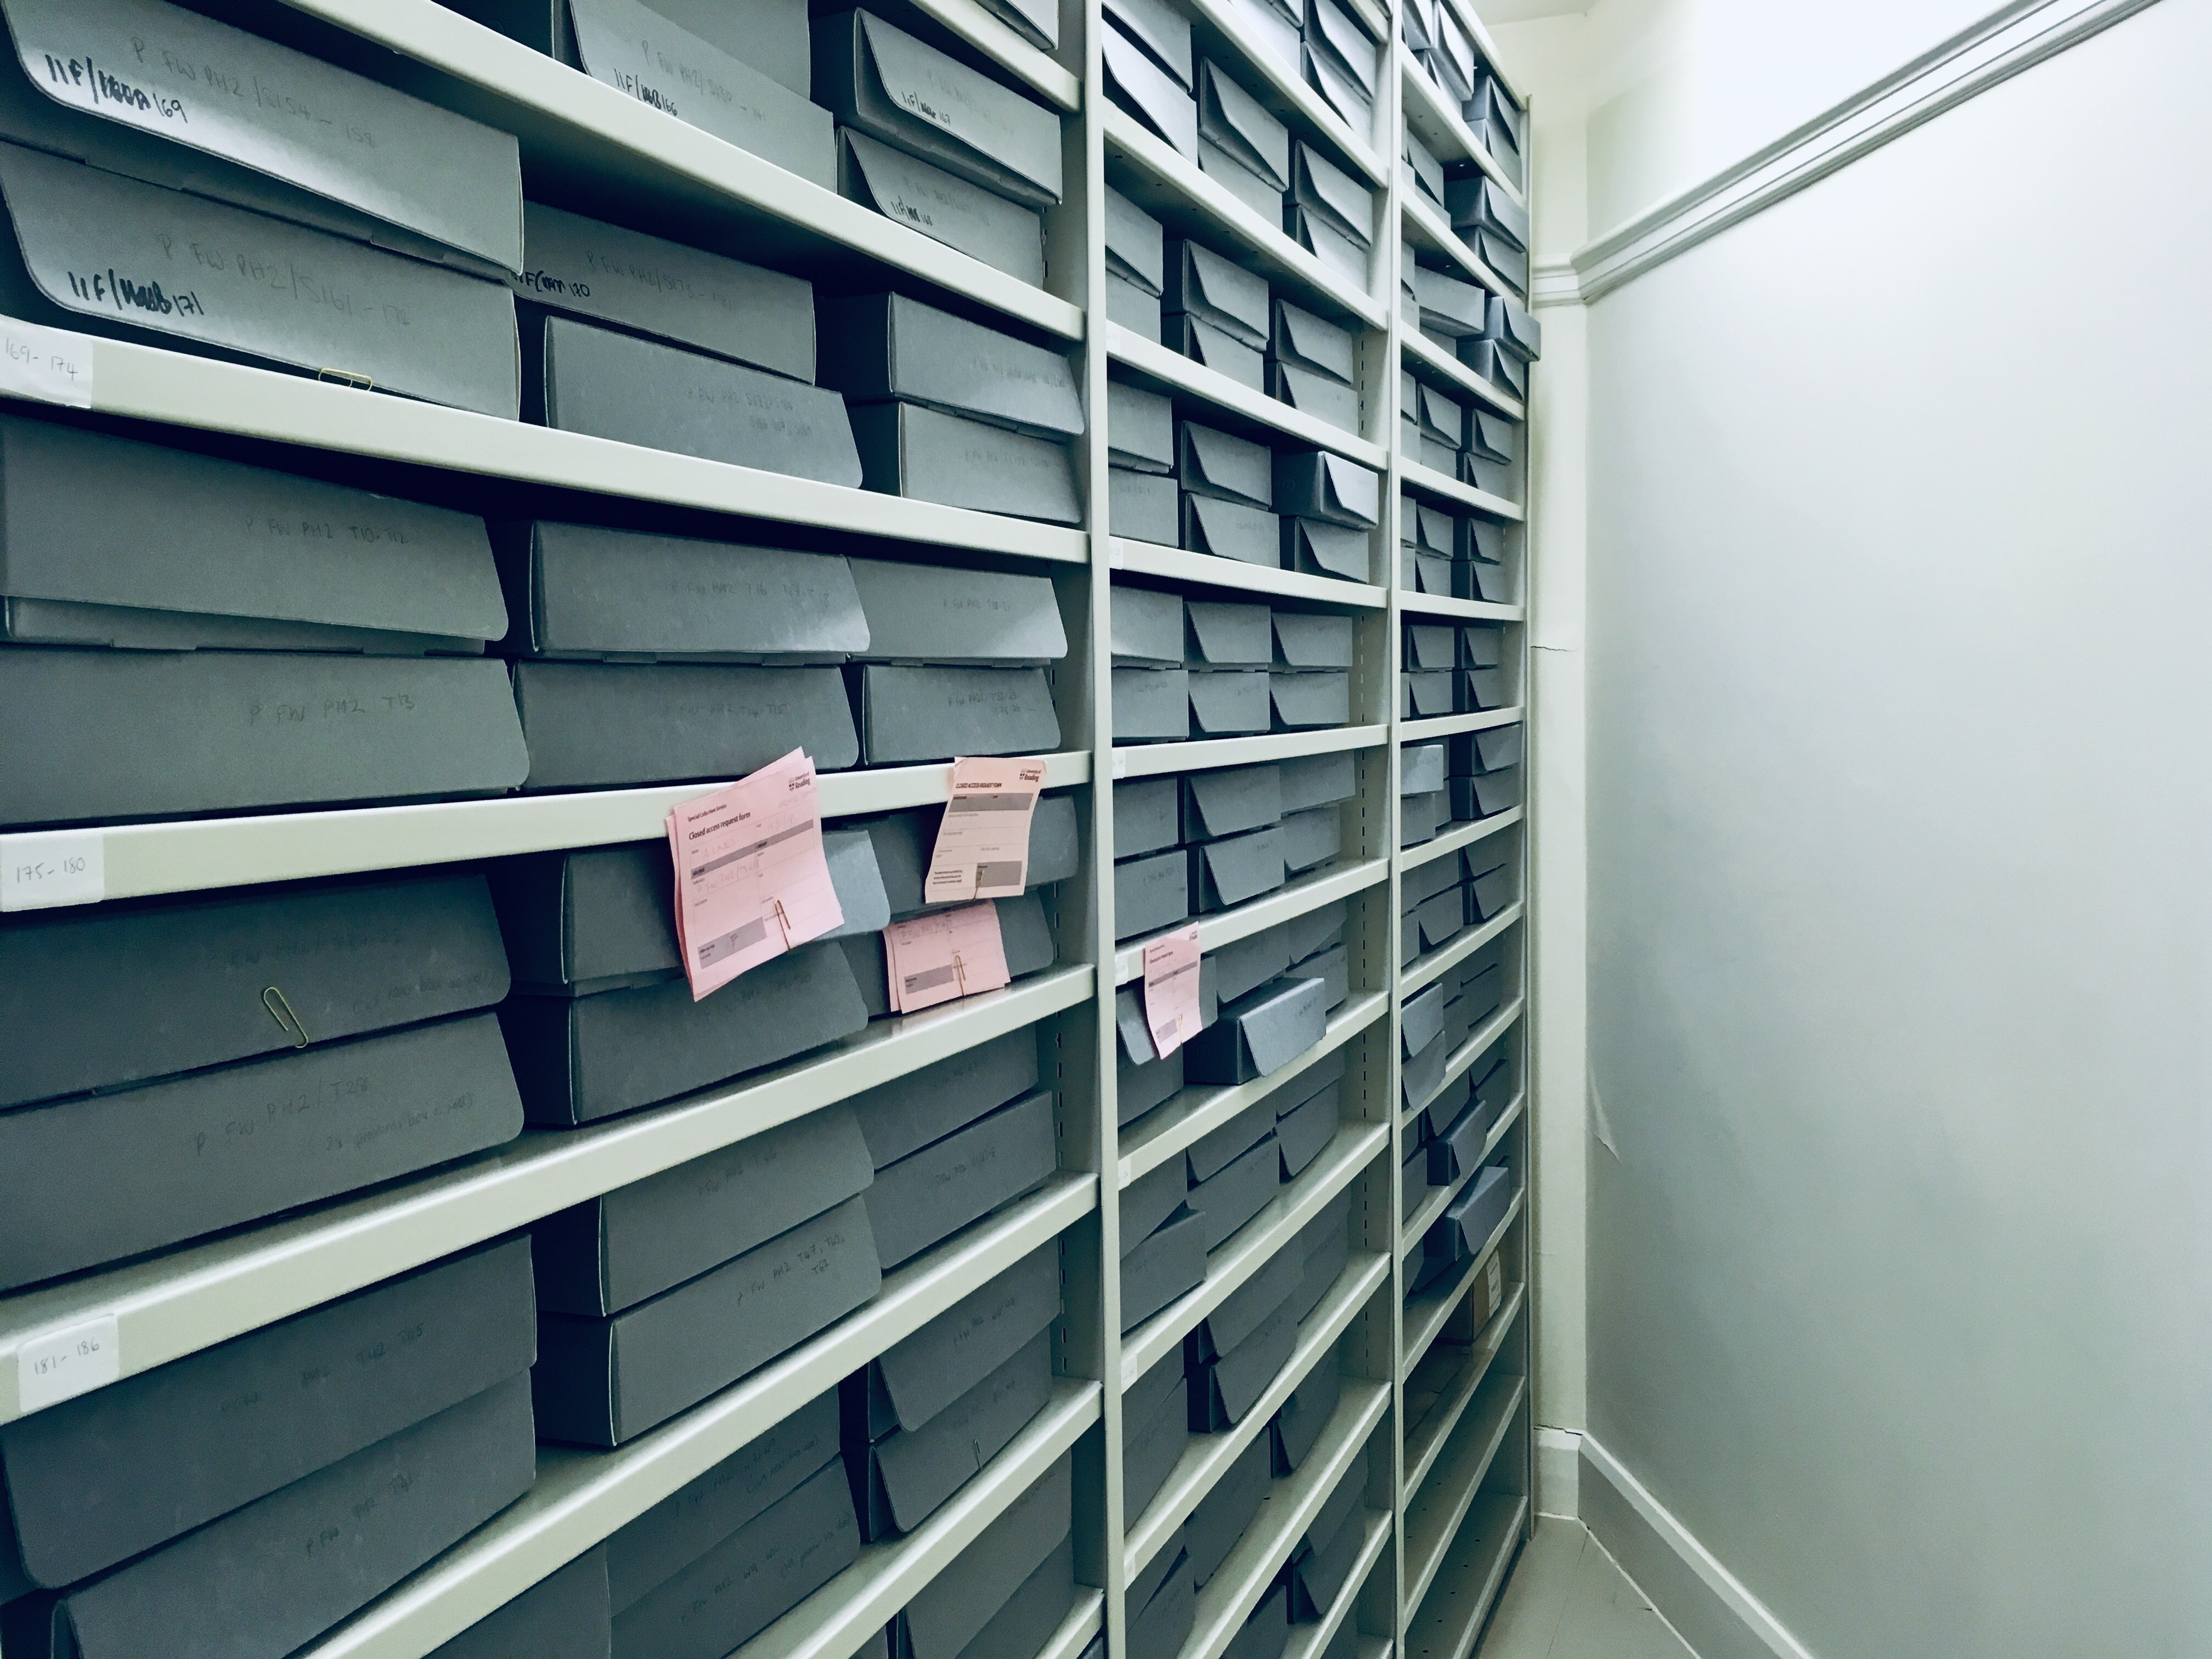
1102 0 1378 276
1113 748 1356 938
1398 837 1516 965
1402 619 1513 720
1111 196 1367 442
1114 588 1358 743
0 415 1079 827
0 797 1074 1293
0 1182 1089 1659
1401 364 1522 502
1400 950 1510 1127
1400 0 1527 193
0 0 1081 503
1400 723 1521 841
1111 386 1381 578
1401 502 1515 604
1407 1144 1516 1300
1404 269 1544 405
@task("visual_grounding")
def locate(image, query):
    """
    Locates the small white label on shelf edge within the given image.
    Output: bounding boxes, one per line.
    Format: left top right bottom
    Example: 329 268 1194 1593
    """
19 1317 120 1414
0 316 92 408
1 832 104 911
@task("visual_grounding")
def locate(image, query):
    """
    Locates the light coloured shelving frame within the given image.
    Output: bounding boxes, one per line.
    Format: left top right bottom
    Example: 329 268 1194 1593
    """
0 1 1542 1656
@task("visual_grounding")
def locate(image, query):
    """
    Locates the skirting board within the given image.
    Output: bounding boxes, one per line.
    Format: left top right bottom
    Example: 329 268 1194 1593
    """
1577 1436 1819 1659
1534 1426 1581 1518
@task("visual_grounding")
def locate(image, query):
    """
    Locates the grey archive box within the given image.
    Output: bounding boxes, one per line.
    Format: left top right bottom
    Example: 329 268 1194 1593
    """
0 871 509 1109
0 1239 534 1592
1187 1431 1268 1587
1403 129 1444 207
822 294 1085 441
1106 184 1166 330
1183 494 1279 565
432 1547 610 1659
1180 421 1274 507
852 664 1063 763
855 1242 1058 1449
1187 1132 1278 1251
0 1013 522 1293
0 0 520 275
455 0 830 183
1104 22 1196 161
851 1327 1049 1539
1271 1353 1338 1474
1286 143 1372 284
839 127 1045 287
1122 1205 1205 1329
1280 805 1341 874
1190 825 1285 910
866 1088 1057 1268
500 939 871 1125
498 523 867 663
1113 467 1181 543
849 1027 1039 1168
1118 1042 1182 1126
896 1455 1071 1659
848 391 1079 518
1193 1217 1297 1350
21 1378 534 1659
0 647 526 828
1165 240 1269 351
1274 612 1352 668
0 140 518 417
1285 898 1345 963
850 558 1068 663
537 1195 881 1446
1116 848 1191 939
1110 379 1176 472
1274 451 1379 528
1198 61 1290 219
1189 668 1271 737
612 1457 859 1659
1268 298 1356 387
1268 357 1358 434
1114 665 1191 742
1285 517 1369 582
1272 671 1348 729
1276 1072 1340 1176
1116 776 1182 860
512 661 859 788
533 1106 873 1317
1184 763 1283 840
953 1532 1075 1659
0 416 504 655
524 314 862 484
1125 1359 1190 1521
1114 584 1186 665
604 1390 838 1617
1170 309 1262 392
1279 749 1356 812
1185 973 1328 1084
817 10 1063 209
1190 1282 1295 1427
1186 599 1272 667
514 201 815 380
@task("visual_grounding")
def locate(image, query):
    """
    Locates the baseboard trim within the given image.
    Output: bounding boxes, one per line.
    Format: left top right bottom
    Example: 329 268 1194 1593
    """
1578 1435 1820 1659
1534 1426 1582 1516
1570 0 2165 301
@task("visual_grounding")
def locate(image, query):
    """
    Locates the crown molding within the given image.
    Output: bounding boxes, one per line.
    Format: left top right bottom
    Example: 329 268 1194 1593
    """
1570 0 2165 302
1530 261 1583 308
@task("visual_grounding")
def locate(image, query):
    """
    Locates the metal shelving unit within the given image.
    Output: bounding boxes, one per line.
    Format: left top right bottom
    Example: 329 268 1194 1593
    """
0 0 1541 1654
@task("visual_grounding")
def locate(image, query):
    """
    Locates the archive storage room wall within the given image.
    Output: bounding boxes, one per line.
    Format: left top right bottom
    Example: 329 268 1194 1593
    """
0 1 1539 1658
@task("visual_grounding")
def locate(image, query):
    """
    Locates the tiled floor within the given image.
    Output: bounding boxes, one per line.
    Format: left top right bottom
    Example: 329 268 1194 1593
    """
1475 1518 1697 1659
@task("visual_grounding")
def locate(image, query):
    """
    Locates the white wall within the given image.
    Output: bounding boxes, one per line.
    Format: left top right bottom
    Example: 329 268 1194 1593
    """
1581 1 2212 1654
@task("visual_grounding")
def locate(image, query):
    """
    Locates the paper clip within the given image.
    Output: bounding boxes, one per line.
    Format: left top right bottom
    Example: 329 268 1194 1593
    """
952 953 967 996
771 899 793 950
262 985 311 1048
315 366 373 391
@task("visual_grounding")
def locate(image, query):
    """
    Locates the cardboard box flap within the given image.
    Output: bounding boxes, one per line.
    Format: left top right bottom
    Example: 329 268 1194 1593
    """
1301 42 1372 133
1283 902 1348 973
1278 749 1355 813
1404 130 1444 201
1234 972 1328 1075
1185 599 1274 667
515 202 812 379
1271 298 1355 385
2 1240 533 1590
1289 141 1373 247
0 140 519 418
1187 669 1271 736
517 523 865 663
1104 22 1198 160
854 663 1063 763
1104 185 1166 292
1110 379 1177 472
604 1393 836 1616
1106 0 1193 89
484 845 672 988
1187 1131 1279 1251
903 1455 1071 1659
1286 519 1368 583
1470 410 1516 462
1400 853 1457 910
871 1240 1058 1443
1167 240 1270 348
1212 923 1290 1005
1179 421 1274 507
1186 1094 1276 1189
1184 495 1278 565
976 0 1057 50
0 872 509 1110
1489 292 1542 361
1417 381 1464 443
1401 983 1445 1056
1404 625 1454 671
848 558 1066 664
616 0 810 95
1281 804 1341 881
1276 1079 1337 1175
1 0 523 273
1199 1223 1299 1357
1113 583 1185 665
1197 60 1290 189
838 128 1046 288
1184 757 1284 844
567 0 832 187
1308 0 1378 93
996 892 1056 977
1275 450 1379 528
849 1028 1038 1170
1187 1434 1268 1582
1193 825 1286 909
1028 794 1080 887
1269 670 1347 730
0 416 504 642
845 10 1063 208
1200 1294 1295 1426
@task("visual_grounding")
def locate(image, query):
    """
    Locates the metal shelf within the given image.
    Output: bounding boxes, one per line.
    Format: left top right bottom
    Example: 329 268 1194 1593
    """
298 1197 1102 1658
0 753 1091 912
1396 589 1525 624
1401 328 1525 422
1397 806 1523 874
1110 539 1388 609
1400 904 1523 998
0 972 1093 1424
1108 324 1390 470
1280 1511 1392 1659
1401 194 1510 303
1398 457 1524 522
1124 1251 1387 1576
271 0 1082 332
1118 994 1386 1187
1401 1493 1529 1659
1113 858 1389 983
1104 108 1387 332
1121 1121 1387 1383
1402 1285 1526 1501
1396 46 1523 205
1400 1189 1523 1381
1402 1371 1525 1616
1113 725 1387 782
1180 0 1386 187
1396 1091 1519 1263
1401 706 1524 744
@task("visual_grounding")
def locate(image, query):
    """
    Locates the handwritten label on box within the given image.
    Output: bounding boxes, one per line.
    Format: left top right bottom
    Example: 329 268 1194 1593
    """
1 831 104 911
19 1316 120 1415
0 315 92 408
